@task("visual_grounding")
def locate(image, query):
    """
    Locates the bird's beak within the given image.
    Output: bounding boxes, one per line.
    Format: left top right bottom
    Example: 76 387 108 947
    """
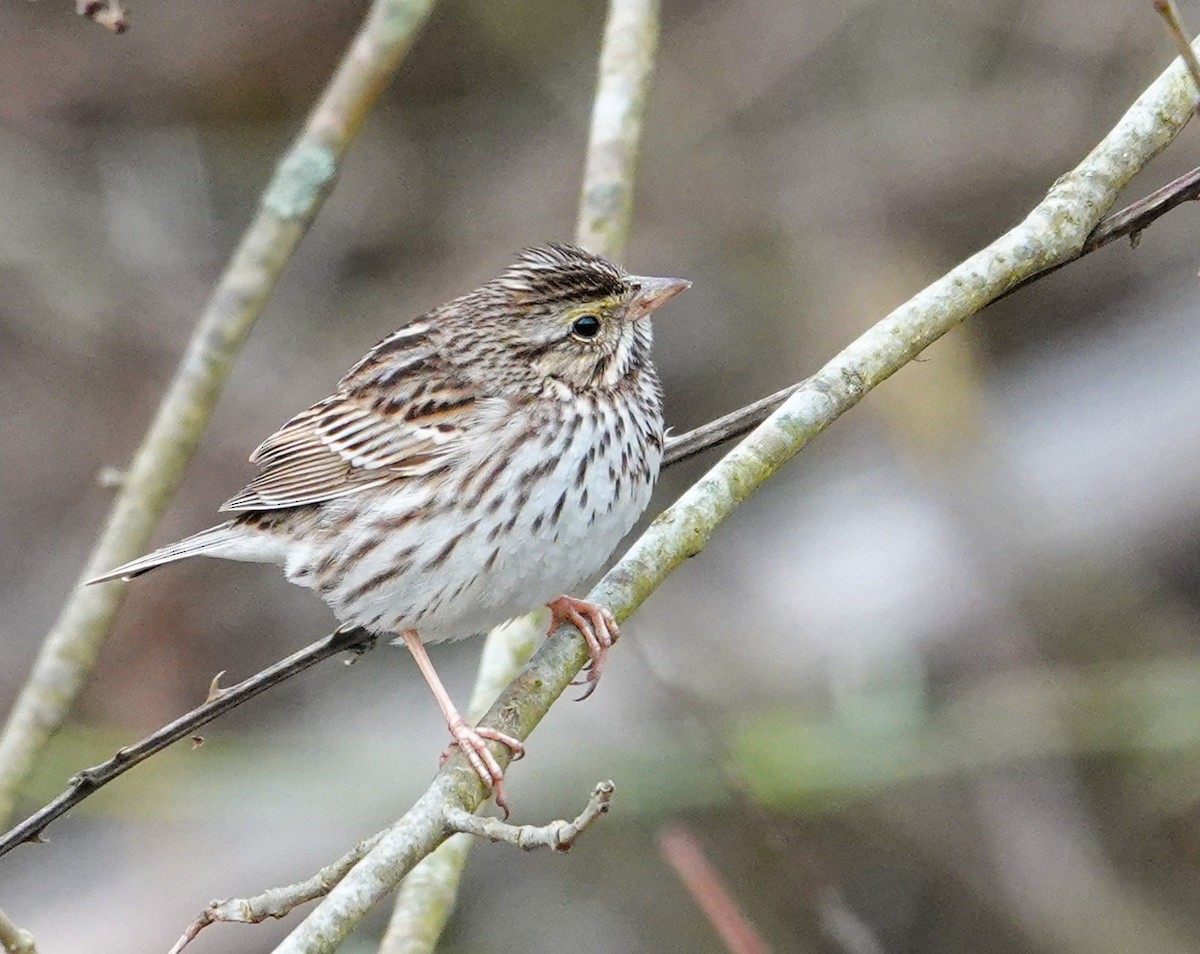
627 275 691 321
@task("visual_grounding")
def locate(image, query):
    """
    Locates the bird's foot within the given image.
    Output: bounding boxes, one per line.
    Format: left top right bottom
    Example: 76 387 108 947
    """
546 595 619 701
443 715 525 818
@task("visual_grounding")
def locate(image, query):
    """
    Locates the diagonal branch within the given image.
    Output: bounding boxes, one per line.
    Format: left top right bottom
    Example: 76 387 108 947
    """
0 0 436 830
268 34 1200 954
0 629 375 858
662 161 1200 468
1 148 1196 864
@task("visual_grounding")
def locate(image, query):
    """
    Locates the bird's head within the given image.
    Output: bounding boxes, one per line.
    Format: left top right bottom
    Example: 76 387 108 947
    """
460 243 690 393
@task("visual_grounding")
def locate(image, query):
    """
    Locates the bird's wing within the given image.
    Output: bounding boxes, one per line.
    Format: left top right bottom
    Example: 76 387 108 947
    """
221 327 477 512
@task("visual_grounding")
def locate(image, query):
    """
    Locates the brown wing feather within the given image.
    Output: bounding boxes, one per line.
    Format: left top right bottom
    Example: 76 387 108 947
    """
221 323 476 512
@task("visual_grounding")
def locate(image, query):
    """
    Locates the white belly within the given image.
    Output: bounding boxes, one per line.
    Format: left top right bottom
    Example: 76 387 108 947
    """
284 393 661 642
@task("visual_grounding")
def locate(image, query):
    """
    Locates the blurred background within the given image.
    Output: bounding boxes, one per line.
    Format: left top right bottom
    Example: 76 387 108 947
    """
3 0 1200 951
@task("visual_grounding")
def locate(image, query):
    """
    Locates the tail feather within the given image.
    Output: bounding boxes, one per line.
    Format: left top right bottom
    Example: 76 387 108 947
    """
87 522 256 584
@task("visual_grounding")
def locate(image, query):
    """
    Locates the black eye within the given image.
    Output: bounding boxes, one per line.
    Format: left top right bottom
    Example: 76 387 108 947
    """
571 314 602 339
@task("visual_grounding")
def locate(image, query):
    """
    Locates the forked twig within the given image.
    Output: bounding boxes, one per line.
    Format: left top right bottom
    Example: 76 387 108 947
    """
444 781 615 852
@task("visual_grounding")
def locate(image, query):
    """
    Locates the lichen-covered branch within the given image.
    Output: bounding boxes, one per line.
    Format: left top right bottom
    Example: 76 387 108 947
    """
269 39 1200 954
575 0 661 253
0 0 436 829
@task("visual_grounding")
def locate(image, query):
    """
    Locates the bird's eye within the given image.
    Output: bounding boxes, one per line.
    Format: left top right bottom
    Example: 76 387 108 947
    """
571 314 602 339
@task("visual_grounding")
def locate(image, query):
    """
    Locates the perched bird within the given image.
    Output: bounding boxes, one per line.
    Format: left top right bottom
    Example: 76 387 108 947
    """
90 243 690 809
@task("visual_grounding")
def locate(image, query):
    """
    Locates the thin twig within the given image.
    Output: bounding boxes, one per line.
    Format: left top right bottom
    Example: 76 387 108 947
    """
444 781 615 851
267 38 1200 954
0 629 375 859
1156 1 1200 94
663 163 1200 467
167 831 385 954
0 910 36 954
622 638 886 954
664 381 809 467
996 162 1200 302
659 825 773 954
0 0 437 832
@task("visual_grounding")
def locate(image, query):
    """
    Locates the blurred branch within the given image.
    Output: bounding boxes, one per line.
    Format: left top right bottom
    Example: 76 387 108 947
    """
623 637 886 954
659 825 773 954
268 36 1200 954
0 0 435 831
0 628 375 859
76 0 128 33
575 0 661 252
168 831 386 954
1155 1 1200 93
0 910 36 954
378 833 472 954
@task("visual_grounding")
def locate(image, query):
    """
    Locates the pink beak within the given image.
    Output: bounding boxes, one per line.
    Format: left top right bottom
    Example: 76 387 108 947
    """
628 275 691 320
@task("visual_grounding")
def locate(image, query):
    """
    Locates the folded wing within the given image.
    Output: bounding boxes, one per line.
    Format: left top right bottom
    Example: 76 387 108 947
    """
222 327 476 512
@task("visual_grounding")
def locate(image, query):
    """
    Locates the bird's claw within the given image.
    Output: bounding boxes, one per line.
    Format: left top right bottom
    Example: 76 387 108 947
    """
443 717 524 818
547 596 618 701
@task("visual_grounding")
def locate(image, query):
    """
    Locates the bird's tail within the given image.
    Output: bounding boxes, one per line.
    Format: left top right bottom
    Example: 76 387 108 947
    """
86 521 268 584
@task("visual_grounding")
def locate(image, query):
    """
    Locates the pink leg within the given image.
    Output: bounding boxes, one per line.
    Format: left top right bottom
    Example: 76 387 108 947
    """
546 596 619 701
400 630 524 816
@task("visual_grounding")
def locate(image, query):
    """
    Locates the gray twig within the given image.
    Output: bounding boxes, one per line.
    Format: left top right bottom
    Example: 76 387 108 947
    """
0 628 375 859
167 832 385 954
445 781 615 852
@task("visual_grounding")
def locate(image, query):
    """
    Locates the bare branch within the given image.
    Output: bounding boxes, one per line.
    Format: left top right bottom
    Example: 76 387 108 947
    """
167 832 385 954
444 781 615 852
575 0 662 254
659 825 773 954
1155 1 1200 94
663 163 1200 468
0 0 436 832
0 629 375 859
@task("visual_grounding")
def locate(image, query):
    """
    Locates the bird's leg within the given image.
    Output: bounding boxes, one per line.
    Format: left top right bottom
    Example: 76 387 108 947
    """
399 630 524 816
545 596 619 701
